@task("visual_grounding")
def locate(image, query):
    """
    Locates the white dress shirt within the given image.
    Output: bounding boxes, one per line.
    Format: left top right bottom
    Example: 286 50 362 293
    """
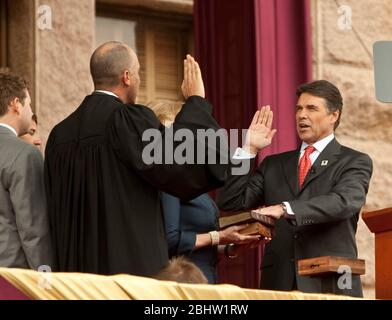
233 147 257 159
0 123 17 136
94 90 119 98
297 133 335 167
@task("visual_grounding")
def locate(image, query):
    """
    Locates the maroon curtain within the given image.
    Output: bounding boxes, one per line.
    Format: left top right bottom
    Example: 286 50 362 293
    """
194 0 257 131
194 0 312 288
255 0 313 158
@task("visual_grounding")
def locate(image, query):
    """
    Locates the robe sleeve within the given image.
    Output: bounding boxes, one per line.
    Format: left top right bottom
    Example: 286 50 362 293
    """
216 157 266 211
108 96 228 201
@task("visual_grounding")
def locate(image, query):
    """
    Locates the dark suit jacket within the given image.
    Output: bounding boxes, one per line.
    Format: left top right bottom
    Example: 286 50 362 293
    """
216 138 372 297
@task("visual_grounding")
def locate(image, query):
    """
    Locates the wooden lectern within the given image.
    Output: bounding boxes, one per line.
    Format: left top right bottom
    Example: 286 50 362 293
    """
363 207 392 299
298 256 365 295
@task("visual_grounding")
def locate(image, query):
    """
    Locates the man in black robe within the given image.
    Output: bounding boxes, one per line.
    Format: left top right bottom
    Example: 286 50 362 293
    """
44 41 228 276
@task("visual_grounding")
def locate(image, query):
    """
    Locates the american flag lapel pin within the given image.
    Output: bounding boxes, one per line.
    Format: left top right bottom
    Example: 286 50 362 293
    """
321 160 328 166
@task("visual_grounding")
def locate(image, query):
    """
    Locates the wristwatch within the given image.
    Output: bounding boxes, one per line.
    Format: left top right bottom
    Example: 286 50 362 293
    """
224 243 238 259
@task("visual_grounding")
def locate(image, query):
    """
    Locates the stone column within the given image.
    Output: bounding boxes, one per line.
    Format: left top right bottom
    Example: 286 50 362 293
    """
311 0 392 299
7 0 36 108
36 0 95 146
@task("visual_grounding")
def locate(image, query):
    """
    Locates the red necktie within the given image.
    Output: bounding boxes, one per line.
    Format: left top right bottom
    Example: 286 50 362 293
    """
298 145 316 188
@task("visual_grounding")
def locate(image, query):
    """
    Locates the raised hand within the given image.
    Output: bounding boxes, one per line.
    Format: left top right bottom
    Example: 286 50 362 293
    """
181 54 205 99
243 105 277 155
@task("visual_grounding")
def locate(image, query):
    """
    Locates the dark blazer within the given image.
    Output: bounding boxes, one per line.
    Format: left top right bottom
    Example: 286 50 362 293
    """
161 192 219 284
216 138 372 297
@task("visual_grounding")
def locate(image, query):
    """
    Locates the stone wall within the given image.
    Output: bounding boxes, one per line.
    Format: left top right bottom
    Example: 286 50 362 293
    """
7 0 36 109
36 0 95 146
311 0 392 298
35 0 192 146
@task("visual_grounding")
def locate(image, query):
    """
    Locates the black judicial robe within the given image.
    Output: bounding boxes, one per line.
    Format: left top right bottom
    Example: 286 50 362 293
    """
44 92 228 276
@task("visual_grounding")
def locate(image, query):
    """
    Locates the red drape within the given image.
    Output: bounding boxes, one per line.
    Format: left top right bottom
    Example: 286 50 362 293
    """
255 0 313 158
194 0 312 288
0 278 30 300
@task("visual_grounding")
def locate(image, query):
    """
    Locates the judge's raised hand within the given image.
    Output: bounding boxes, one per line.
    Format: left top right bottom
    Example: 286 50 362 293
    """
218 224 261 245
181 54 205 99
243 105 277 155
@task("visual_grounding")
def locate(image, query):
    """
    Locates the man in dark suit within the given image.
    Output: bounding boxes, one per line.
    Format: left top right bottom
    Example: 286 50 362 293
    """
217 80 372 297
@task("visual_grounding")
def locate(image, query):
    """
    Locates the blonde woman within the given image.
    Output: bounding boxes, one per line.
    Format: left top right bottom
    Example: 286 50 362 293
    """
147 100 261 283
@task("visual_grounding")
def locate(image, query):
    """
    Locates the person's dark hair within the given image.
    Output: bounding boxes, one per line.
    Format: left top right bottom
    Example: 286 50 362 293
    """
296 80 343 129
153 256 208 284
32 113 38 125
90 41 132 89
0 69 28 117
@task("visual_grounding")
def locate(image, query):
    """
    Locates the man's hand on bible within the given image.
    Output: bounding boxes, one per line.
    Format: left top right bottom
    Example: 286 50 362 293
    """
253 204 285 220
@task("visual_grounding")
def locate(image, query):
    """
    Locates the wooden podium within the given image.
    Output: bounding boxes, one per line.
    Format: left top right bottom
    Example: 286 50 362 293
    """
362 207 392 299
298 256 365 295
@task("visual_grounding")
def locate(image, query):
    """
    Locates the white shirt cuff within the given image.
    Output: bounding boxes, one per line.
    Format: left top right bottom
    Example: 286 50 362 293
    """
232 147 257 160
284 202 295 215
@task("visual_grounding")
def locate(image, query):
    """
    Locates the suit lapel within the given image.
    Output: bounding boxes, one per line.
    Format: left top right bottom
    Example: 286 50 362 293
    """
282 149 301 196
300 138 341 191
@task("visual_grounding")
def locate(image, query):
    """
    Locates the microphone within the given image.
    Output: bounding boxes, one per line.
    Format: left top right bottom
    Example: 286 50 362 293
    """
310 167 316 174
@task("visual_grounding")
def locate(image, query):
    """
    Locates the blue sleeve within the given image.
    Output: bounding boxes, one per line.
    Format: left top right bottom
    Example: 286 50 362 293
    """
161 193 197 256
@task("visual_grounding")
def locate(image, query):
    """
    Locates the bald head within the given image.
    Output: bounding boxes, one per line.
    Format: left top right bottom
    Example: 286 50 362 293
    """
90 41 140 103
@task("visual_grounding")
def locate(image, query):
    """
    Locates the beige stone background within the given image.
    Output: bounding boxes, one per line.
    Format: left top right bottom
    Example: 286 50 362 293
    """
36 0 95 145
30 0 390 298
312 0 392 298
35 0 193 145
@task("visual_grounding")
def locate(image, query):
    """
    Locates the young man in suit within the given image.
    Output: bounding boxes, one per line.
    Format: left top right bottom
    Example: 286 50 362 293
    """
0 71 53 270
217 80 372 297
